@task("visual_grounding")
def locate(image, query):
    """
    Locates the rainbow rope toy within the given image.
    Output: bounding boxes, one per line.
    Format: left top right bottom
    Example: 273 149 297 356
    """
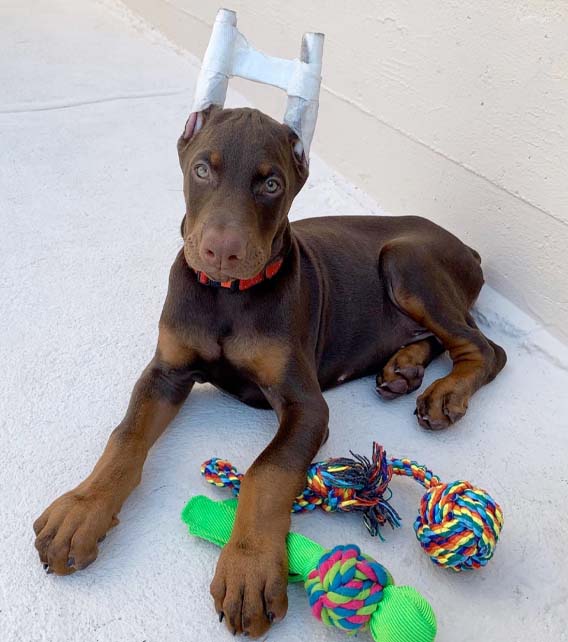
182 496 437 642
201 442 504 571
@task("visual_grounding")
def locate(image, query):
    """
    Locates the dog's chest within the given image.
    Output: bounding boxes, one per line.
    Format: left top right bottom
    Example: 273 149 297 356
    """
186 325 290 390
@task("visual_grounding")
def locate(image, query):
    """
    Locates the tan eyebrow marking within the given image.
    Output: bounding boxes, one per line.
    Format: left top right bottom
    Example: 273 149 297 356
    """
209 151 222 169
257 162 274 177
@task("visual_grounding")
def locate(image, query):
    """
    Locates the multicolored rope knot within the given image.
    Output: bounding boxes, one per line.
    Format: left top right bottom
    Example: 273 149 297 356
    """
201 443 401 538
414 479 504 571
201 443 504 571
389 458 504 571
303 544 437 642
305 544 389 633
200 458 243 495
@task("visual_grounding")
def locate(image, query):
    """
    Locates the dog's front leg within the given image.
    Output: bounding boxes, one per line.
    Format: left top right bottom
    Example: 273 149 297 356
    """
33 329 195 575
211 360 329 637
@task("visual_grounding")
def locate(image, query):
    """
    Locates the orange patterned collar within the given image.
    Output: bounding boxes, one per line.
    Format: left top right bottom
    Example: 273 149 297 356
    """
193 256 284 292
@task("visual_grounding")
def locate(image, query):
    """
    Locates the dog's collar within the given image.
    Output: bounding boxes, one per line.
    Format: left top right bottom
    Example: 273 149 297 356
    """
192 255 284 292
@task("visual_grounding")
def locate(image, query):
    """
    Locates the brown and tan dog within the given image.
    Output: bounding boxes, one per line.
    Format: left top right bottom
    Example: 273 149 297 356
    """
33 106 506 637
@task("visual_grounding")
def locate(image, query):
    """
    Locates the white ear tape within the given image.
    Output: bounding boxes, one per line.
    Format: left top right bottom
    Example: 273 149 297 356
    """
191 8 324 159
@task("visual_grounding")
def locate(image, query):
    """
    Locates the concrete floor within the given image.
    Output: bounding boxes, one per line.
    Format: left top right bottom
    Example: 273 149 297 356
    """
1 1 567 641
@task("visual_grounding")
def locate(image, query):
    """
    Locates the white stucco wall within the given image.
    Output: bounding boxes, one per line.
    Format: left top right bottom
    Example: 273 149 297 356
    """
122 0 568 342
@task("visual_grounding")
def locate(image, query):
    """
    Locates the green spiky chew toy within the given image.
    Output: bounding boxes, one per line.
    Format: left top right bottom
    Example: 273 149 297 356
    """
182 496 437 641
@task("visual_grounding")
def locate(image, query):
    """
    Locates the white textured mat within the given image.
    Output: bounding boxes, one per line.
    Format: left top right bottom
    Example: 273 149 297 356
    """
1 2 567 641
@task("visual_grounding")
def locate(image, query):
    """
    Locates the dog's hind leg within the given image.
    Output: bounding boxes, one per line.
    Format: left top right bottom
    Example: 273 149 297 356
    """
379 239 507 430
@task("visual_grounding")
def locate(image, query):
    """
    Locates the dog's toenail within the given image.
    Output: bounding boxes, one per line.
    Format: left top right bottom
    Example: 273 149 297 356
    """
268 611 274 623
43 563 48 570
67 558 75 568
218 612 224 623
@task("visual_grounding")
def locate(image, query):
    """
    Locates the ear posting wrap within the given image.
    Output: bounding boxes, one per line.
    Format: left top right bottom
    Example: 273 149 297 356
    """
190 8 324 159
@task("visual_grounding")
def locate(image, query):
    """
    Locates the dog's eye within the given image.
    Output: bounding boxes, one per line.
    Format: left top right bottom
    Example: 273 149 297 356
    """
264 178 281 194
194 164 210 179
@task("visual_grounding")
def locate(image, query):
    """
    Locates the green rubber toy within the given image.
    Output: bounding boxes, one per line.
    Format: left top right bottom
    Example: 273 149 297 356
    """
182 496 437 642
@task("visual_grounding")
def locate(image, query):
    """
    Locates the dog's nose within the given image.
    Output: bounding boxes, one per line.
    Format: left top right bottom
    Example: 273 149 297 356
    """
200 226 246 269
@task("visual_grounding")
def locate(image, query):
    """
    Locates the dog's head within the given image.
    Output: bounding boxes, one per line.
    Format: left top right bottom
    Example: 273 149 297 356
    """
177 107 308 282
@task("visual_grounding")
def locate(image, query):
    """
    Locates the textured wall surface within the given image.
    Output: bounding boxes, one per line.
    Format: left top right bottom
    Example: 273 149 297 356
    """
122 0 568 342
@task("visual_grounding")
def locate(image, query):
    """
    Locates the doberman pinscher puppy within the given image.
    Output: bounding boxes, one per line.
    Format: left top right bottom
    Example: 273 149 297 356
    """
34 106 506 637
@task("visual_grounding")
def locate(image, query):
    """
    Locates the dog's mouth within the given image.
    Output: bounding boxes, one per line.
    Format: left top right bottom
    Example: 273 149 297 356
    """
183 241 268 283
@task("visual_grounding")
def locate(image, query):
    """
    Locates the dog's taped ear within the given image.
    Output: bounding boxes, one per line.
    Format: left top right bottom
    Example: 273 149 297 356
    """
290 133 309 187
181 105 218 142
183 112 202 140
178 105 218 163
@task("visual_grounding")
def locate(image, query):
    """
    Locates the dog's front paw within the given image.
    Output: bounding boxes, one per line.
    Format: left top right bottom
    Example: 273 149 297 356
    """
210 538 288 637
33 489 118 575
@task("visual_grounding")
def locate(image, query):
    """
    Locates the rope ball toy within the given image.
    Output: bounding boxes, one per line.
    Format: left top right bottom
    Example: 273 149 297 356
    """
182 496 438 642
201 442 504 572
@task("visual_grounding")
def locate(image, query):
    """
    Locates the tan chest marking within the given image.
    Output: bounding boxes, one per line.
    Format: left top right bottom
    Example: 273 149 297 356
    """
224 336 290 387
157 324 221 366
158 325 289 387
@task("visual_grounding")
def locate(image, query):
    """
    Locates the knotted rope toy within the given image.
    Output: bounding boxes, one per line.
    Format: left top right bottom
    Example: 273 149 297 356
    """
182 496 437 642
201 442 504 571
